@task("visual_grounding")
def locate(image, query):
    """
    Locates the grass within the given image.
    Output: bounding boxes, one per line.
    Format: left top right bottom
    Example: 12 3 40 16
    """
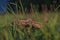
0 1 60 40
0 11 60 40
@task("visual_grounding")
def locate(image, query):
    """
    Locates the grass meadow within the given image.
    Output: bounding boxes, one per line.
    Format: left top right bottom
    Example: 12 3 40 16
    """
0 1 60 40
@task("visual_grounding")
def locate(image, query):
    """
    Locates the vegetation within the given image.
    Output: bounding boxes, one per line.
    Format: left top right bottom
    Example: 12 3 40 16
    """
0 11 60 40
0 0 60 40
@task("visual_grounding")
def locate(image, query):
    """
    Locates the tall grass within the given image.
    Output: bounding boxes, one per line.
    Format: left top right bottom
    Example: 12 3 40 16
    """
0 0 60 40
